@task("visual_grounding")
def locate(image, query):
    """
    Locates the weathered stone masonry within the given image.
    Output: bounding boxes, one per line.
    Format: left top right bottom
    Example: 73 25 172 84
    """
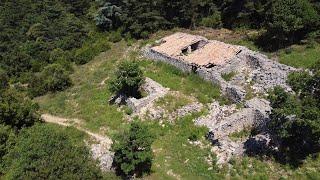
143 33 296 103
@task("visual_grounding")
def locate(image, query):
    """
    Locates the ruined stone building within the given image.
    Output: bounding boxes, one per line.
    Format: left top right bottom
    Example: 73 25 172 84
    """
144 32 296 103
142 33 298 163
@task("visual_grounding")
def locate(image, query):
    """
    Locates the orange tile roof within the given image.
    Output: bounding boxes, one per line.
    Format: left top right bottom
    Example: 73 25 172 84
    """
151 33 240 66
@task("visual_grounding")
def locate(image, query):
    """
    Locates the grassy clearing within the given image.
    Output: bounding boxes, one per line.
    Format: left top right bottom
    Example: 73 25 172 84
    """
278 44 320 68
35 41 129 135
139 60 222 104
143 112 224 180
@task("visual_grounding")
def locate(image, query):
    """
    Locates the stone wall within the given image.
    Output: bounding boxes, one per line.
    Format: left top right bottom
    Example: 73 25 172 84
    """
127 77 169 113
143 47 193 73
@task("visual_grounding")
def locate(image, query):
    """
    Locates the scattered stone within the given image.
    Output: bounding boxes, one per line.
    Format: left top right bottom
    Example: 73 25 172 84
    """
176 102 203 117
90 143 114 172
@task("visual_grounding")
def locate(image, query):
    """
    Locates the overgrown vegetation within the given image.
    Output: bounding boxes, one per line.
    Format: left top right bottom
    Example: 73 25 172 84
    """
229 127 252 141
155 94 192 113
1 124 103 179
140 60 222 104
0 89 40 130
95 0 320 51
268 60 320 165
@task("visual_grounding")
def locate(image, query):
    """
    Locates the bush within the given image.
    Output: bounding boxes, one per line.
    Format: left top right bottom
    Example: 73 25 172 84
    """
73 34 111 65
112 121 155 177
29 64 72 97
109 61 144 97
0 89 40 130
2 124 103 179
41 64 72 92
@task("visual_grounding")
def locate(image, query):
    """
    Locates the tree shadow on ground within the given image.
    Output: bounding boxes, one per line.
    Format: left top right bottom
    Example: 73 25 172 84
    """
254 31 309 52
243 134 320 168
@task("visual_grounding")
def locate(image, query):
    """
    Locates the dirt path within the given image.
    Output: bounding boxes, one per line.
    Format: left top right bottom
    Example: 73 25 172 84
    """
41 114 112 146
41 114 114 171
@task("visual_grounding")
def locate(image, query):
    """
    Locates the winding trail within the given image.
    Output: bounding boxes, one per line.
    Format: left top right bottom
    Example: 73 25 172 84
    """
41 114 114 171
41 114 112 145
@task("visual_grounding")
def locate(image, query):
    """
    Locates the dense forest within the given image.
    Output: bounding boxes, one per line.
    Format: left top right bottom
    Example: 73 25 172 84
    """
0 0 320 179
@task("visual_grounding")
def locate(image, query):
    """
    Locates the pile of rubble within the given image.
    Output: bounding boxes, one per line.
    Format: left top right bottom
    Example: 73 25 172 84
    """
194 98 272 163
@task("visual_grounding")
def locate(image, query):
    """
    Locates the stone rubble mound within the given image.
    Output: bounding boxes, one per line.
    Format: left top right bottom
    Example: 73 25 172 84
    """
195 98 272 164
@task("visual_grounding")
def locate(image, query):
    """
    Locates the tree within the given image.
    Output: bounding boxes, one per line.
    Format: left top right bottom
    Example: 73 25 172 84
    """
268 60 320 164
95 2 122 30
109 61 144 97
29 63 72 97
112 121 155 177
1 124 103 179
0 89 40 130
266 0 319 44
220 0 269 28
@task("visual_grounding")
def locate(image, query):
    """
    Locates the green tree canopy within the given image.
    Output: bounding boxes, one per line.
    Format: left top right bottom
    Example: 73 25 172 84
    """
0 69 9 91
268 60 320 164
112 121 155 177
0 89 40 130
267 0 319 42
1 124 103 179
109 61 144 97
29 63 72 97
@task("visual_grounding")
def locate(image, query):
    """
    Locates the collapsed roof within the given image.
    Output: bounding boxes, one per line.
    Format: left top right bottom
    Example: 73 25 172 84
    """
151 32 241 66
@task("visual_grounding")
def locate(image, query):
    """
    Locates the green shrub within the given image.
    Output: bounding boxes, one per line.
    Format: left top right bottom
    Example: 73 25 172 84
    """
0 89 40 130
112 121 155 177
268 61 320 163
267 0 319 42
124 106 133 115
0 125 15 160
29 64 72 97
73 34 111 65
221 71 237 81
41 64 72 92
2 124 103 179
109 60 145 97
